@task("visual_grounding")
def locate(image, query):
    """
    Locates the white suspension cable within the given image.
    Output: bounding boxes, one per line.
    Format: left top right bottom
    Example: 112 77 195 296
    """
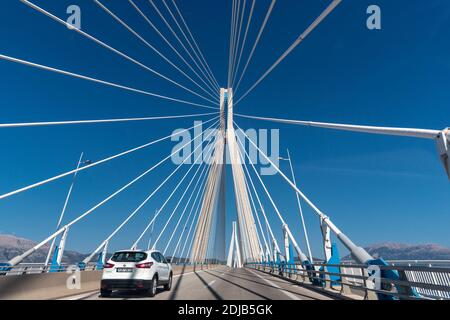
235 113 441 139
148 0 220 92
234 121 318 226
171 0 221 90
0 117 217 200
227 0 238 87
236 113 450 180
95 0 219 103
162 0 220 91
190 133 227 263
131 124 218 249
238 147 270 258
235 135 281 255
235 128 305 260
184 199 203 263
234 0 277 93
146 133 212 248
231 0 255 88
230 0 247 89
20 0 217 106
172 160 212 260
85 121 218 262
8 118 218 267
235 120 373 263
128 0 219 99
286 149 314 263
0 54 218 111
45 152 84 266
235 0 342 105
180 159 213 263
0 112 217 129
230 0 242 87
244 168 269 259
163 156 211 255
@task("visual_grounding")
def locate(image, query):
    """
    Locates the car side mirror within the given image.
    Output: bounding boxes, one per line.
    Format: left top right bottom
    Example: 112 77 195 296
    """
166 258 171 264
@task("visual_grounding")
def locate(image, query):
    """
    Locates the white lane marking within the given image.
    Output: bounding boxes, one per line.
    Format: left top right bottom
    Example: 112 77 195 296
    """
59 290 99 300
61 269 208 300
248 269 301 300
174 270 197 278
204 280 216 288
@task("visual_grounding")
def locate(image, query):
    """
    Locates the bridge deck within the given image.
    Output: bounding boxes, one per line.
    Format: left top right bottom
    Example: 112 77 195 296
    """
62 266 336 300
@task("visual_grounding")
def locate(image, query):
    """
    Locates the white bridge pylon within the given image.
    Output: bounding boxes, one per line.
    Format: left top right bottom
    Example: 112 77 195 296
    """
227 221 242 268
190 88 262 265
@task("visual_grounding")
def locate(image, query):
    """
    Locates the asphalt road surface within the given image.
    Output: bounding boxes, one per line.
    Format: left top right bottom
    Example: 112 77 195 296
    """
63 266 335 300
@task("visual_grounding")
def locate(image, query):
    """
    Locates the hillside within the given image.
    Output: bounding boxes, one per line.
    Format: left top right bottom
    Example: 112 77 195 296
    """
0 234 88 264
363 242 450 260
2 234 450 264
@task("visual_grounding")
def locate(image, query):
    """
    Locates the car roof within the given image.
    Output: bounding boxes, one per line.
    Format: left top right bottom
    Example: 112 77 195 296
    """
113 249 161 254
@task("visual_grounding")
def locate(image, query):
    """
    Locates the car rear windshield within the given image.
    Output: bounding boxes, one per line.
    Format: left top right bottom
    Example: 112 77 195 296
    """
111 251 147 263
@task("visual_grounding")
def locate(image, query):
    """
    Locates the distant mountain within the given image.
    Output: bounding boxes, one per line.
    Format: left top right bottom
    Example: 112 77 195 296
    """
0 234 89 264
3 234 450 264
358 242 450 260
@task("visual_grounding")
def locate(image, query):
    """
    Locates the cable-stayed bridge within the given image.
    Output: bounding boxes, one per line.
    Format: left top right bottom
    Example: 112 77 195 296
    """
0 0 449 301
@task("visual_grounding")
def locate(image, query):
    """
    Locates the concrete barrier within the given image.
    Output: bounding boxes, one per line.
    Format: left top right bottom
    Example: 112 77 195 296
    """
0 264 218 300
0 270 102 300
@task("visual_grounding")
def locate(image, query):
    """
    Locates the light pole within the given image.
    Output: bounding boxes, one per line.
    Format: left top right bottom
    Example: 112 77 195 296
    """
279 149 314 263
147 209 158 250
45 152 91 267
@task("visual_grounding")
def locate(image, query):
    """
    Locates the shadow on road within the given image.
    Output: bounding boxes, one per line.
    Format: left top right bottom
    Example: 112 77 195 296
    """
195 271 223 300
203 270 270 299
169 264 186 300
102 287 165 299
205 269 325 300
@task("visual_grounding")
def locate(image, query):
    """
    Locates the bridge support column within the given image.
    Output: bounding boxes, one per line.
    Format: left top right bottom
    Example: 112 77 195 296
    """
320 218 332 263
50 226 69 272
96 240 109 270
283 227 290 262
436 128 450 179
227 221 242 268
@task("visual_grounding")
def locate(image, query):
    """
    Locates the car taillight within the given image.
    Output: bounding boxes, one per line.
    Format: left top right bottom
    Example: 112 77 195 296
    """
103 263 114 269
135 262 153 269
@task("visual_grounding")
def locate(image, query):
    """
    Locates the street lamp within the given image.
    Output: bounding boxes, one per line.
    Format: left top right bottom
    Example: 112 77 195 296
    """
147 209 159 250
44 153 91 269
279 149 314 263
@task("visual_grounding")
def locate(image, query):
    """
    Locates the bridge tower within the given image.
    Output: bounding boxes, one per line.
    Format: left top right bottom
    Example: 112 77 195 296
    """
225 88 262 263
190 88 262 265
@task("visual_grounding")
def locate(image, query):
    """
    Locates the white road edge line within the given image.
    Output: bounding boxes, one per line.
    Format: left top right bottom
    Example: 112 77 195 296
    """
247 269 301 300
204 280 216 288
60 291 99 301
60 269 206 300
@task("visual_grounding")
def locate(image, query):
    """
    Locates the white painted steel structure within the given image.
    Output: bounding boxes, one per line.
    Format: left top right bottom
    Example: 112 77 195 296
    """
0 0 448 301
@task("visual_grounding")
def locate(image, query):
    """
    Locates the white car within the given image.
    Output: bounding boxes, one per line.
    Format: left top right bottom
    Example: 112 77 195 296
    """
100 249 173 297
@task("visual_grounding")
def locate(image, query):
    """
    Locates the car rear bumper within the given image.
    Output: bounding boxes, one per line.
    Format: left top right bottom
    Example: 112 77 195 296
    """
101 279 152 290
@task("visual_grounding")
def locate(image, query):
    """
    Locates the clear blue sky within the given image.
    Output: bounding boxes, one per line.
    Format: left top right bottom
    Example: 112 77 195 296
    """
0 0 449 260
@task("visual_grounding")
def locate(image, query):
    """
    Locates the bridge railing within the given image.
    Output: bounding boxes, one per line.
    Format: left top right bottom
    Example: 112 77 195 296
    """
245 262 450 300
0 263 97 276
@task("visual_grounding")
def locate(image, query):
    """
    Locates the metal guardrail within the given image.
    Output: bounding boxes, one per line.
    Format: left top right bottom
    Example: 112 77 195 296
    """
0 262 214 276
246 262 450 300
0 263 97 276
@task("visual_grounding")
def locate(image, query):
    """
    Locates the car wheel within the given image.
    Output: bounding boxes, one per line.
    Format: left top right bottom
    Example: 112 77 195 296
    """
148 276 158 297
100 289 112 297
164 274 172 291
